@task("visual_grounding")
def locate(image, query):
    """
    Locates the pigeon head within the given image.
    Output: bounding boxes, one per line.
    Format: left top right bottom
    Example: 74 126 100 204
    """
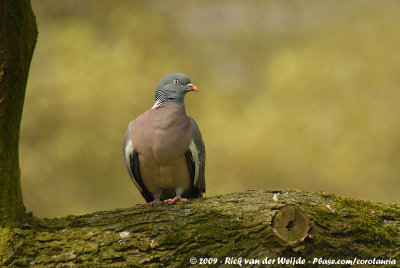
152 73 198 108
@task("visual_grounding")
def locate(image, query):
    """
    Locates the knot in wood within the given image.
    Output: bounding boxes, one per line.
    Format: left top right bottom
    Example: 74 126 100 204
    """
272 204 310 245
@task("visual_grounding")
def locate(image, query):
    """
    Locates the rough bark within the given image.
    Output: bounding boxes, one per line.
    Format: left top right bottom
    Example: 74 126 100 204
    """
2 190 399 267
0 0 37 227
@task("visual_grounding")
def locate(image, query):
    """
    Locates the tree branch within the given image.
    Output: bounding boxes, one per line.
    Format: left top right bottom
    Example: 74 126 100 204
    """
3 190 399 266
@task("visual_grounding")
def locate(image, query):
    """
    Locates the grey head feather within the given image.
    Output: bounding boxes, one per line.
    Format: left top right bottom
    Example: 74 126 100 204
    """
152 73 193 108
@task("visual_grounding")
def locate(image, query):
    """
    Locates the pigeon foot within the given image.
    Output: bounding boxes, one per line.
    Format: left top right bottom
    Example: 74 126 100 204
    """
163 193 188 205
137 194 162 206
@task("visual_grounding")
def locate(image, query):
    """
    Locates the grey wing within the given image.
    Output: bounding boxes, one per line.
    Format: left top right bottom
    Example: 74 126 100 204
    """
185 117 206 197
123 122 154 202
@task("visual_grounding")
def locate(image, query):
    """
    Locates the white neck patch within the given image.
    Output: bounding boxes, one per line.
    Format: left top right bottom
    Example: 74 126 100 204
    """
151 100 162 109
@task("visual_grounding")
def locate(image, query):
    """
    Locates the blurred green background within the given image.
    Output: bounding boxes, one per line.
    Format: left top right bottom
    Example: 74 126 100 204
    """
21 0 400 217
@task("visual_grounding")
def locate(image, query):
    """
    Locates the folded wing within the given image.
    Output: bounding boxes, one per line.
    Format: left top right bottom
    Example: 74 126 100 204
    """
123 122 154 202
185 117 206 197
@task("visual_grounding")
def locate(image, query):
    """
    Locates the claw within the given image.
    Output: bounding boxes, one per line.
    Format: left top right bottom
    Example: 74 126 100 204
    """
137 194 162 207
163 192 187 205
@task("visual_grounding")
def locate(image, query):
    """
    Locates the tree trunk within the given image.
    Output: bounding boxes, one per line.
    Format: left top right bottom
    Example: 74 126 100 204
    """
0 0 37 228
2 190 399 267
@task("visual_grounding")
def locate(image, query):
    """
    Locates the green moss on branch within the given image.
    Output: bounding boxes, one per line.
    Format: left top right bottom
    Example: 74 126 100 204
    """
1 190 399 266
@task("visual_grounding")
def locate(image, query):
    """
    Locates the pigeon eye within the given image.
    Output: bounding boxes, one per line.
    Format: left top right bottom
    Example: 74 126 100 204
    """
173 79 179 84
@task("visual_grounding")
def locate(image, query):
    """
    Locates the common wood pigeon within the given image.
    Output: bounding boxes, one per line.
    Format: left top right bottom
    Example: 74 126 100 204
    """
123 73 206 205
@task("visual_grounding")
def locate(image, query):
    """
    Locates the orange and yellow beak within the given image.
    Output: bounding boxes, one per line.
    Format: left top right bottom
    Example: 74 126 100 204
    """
186 83 199 92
